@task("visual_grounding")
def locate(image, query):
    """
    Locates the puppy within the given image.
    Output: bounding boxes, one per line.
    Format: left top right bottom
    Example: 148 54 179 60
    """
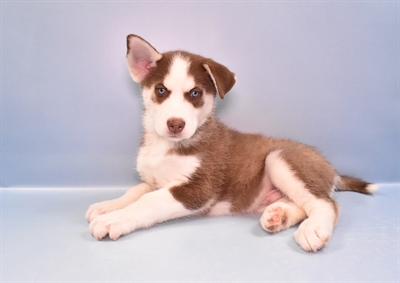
86 34 378 252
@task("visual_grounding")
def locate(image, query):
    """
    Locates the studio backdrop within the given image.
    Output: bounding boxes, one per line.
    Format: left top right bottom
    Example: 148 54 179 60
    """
1 1 398 188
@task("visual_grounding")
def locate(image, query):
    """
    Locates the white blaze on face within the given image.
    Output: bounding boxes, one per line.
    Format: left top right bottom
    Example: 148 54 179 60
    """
142 54 215 142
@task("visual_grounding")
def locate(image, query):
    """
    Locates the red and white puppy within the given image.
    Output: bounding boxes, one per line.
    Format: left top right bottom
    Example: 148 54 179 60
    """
86 35 378 252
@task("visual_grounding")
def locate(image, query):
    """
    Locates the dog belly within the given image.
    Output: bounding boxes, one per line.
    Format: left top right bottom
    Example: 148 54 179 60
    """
207 174 284 216
248 173 284 213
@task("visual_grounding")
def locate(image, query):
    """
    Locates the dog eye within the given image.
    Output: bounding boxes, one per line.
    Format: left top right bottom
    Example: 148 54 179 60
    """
190 89 202 98
156 87 167 95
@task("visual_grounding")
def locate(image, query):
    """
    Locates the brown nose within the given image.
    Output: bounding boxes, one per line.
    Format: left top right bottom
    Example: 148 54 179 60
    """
167 118 185 133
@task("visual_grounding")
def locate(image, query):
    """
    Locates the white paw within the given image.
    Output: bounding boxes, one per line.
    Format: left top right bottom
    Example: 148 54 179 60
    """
294 219 332 252
86 199 124 223
89 209 136 241
260 205 287 233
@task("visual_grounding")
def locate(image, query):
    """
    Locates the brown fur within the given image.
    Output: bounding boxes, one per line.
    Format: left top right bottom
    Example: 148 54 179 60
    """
128 33 372 224
279 146 336 199
86 34 376 251
337 176 373 194
168 115 339 215
141 52 175 89
170 117 228 210
183 88 204 108
152 83 171 104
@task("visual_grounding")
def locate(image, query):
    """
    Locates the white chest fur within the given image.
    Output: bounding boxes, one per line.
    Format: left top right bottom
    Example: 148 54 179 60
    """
136 134 201 189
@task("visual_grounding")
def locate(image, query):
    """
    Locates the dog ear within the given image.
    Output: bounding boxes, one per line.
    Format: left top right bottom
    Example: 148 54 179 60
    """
203 61 236 99
126 34 162 83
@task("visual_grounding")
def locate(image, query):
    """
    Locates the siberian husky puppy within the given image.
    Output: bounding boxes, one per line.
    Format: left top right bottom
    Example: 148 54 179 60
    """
86 35 378 252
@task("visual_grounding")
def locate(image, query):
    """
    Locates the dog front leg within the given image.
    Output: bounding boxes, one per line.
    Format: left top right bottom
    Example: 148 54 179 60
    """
89 188 194 240
86 182 153 222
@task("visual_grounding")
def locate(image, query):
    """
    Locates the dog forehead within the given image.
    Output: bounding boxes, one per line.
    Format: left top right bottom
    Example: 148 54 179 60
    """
141 51 216 96
164 55 195 91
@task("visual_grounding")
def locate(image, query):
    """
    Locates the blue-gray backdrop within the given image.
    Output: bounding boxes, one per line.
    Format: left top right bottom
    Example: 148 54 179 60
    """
1 1 398 188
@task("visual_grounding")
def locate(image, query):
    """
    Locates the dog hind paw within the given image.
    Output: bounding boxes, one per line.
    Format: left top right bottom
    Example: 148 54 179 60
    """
260 205 288 233
294 219 332 252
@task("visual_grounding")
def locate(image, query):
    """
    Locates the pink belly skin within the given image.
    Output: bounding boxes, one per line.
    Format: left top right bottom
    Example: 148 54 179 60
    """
250 173 284 213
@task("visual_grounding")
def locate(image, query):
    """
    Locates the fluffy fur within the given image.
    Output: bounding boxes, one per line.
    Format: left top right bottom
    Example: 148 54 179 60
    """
86 34 377 252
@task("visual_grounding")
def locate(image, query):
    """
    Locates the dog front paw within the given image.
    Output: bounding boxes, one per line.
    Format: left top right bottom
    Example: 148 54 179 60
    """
86 199 125 223
89 209 136 241
294 219 332 252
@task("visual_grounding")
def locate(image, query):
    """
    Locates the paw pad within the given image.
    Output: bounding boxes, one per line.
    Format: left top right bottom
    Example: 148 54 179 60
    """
260 205 288 233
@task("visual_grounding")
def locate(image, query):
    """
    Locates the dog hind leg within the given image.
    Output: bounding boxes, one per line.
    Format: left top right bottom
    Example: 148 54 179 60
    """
265 150 339 252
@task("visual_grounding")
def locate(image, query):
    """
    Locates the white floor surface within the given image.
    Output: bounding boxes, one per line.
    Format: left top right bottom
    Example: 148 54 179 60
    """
1 184 399 282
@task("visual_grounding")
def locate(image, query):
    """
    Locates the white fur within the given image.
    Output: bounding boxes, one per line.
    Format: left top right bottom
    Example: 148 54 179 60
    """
137 133 201 189
265 150 337 252
90 189 194 240
88 39 372 251
366 184 379 193
142 55 214 142
208 201 232 216
86 182 152 222
88 53 216 241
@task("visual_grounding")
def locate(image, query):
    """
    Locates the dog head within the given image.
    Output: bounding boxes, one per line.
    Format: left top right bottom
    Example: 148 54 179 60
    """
126 34 236 142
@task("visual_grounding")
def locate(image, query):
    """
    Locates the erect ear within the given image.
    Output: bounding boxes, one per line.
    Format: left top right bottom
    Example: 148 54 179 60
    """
203 61 236 99
126 34 162 83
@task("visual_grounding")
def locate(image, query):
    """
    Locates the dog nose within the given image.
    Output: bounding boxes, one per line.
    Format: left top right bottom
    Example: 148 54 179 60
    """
167 118 185 133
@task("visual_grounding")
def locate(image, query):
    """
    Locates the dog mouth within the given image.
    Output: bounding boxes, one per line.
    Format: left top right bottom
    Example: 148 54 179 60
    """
160 131 186 142
167 134 183 140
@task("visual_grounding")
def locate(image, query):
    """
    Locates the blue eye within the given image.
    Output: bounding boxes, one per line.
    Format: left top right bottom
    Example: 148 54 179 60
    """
190 90 201 98
157 87 167 95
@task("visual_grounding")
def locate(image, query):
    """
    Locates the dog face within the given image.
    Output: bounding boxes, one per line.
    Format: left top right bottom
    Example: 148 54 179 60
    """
141 53 216 142
126 35 236 142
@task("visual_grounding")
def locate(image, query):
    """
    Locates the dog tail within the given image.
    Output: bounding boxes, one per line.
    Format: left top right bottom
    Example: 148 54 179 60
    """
335 175 379 194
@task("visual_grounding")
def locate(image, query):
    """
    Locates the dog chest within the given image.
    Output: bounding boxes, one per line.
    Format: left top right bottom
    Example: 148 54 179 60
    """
136 136 201 189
